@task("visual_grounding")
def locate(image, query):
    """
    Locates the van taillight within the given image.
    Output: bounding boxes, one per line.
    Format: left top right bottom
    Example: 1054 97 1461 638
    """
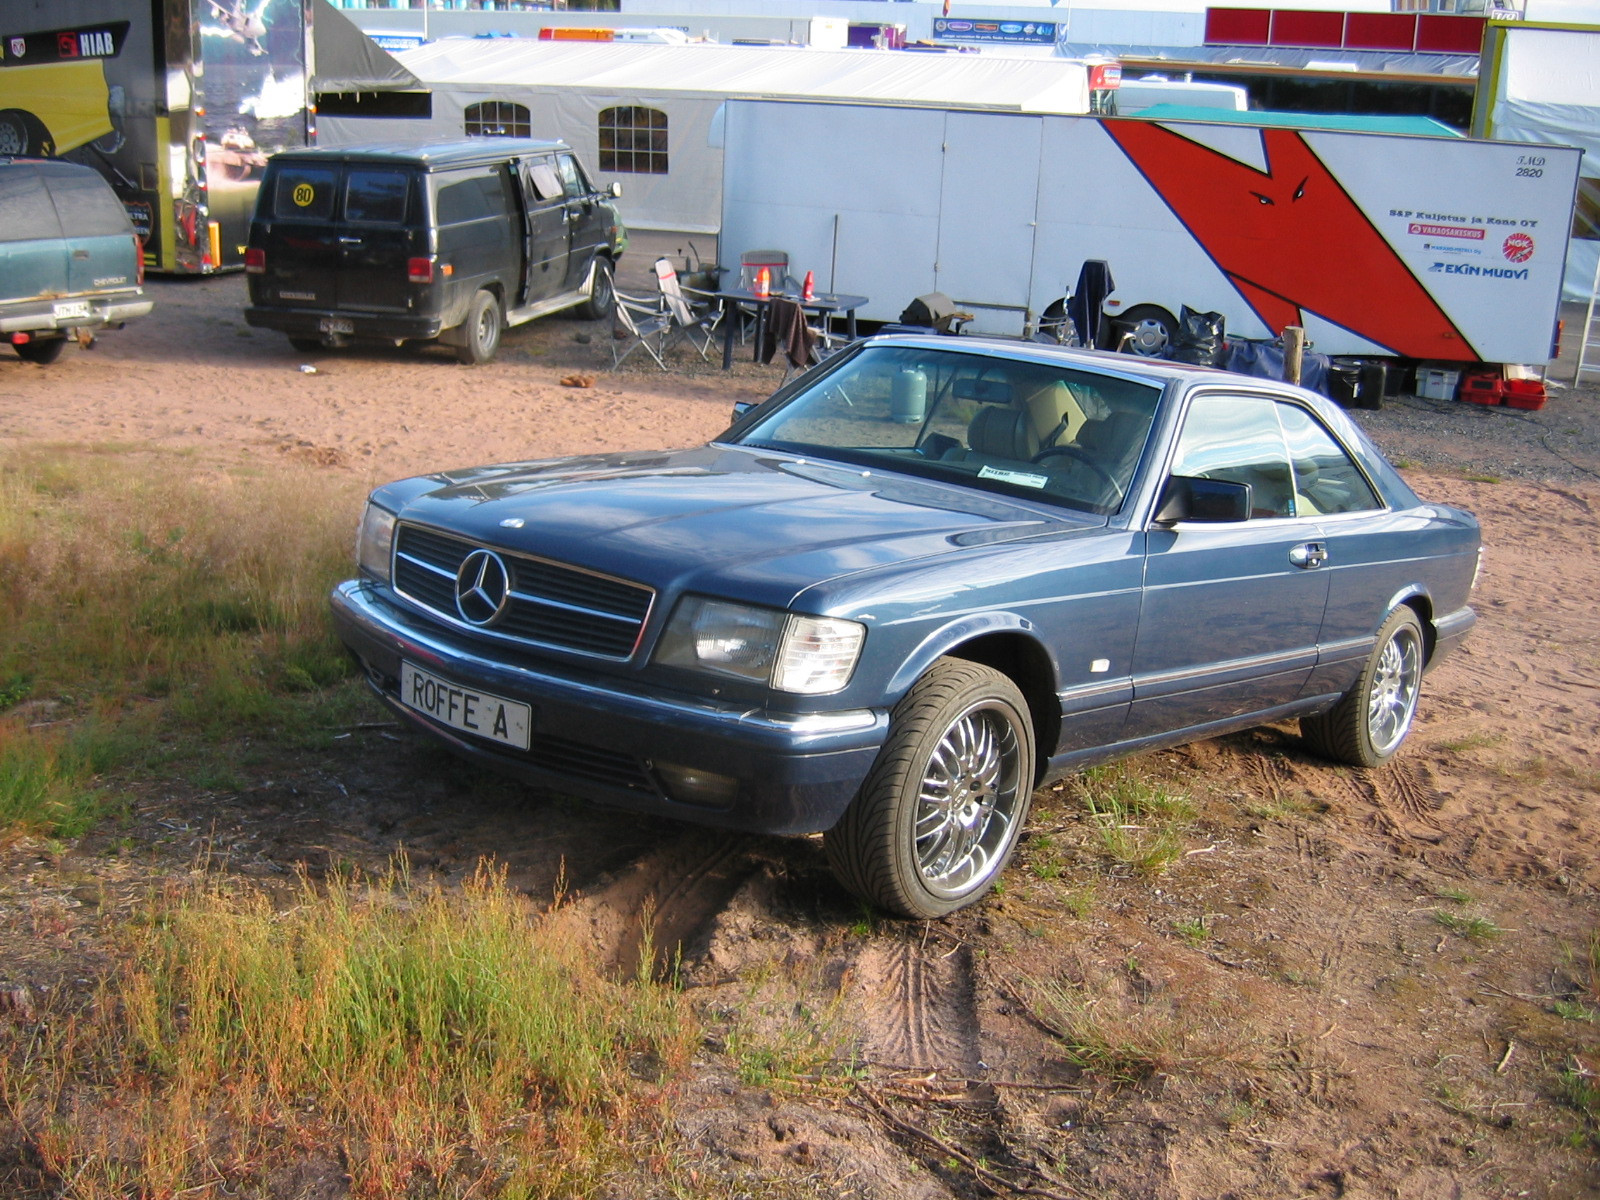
408 257 435 283
245 247 266 275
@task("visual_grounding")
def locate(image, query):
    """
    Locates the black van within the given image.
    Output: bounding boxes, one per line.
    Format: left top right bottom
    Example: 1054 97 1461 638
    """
244 139 626 364
1 158 151 366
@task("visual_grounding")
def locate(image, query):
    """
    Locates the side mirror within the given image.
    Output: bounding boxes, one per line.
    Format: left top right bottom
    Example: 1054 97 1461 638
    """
1153 475 1251 526
609 182 623 199
731 400 755 420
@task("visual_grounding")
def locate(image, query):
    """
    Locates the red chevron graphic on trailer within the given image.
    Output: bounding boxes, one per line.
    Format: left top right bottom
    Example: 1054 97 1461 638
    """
1104 121 1476 360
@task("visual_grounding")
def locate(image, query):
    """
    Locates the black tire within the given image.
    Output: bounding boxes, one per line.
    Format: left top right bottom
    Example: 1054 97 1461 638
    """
287 336 323 354
576 258 615 322
1115 305 1178 357
825 658 1035 919
0 109 50 156
1301 606 1426 768
454 290 502 365
14 337 66 365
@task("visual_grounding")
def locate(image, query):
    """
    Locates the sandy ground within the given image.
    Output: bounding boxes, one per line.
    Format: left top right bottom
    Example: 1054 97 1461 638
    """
5 260 1600 1198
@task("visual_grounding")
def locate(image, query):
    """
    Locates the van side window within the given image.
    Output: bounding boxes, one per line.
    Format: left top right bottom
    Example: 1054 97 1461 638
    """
42 168 132 237
524 160 563 203
0 166 62 242
344 169 409 224
434 167 508 224
272 167 338 221
557 154 591 199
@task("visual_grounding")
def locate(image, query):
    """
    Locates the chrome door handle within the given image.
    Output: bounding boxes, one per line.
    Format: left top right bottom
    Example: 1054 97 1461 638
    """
339 236 362 245
1289 542 1328 568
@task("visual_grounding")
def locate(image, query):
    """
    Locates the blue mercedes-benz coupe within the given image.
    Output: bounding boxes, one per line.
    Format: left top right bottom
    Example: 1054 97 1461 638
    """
331 337 1479 917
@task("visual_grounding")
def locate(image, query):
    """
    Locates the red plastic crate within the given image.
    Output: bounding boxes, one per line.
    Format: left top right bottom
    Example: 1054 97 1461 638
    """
1502 379 1547 410
1458 373 1506 405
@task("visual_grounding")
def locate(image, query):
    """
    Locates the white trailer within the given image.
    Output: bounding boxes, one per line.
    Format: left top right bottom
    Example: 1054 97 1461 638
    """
719 99 1583 365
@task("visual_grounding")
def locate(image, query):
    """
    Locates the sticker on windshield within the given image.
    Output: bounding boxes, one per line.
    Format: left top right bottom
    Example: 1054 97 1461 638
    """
292 182 316 207
978 466 1049 489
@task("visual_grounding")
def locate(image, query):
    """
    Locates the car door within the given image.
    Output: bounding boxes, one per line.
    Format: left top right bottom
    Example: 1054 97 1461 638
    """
519 156 571 302
1126 390 1331 740
556 152 603 289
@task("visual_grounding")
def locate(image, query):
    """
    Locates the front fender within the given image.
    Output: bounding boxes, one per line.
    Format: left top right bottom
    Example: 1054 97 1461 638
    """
884 611 1042 698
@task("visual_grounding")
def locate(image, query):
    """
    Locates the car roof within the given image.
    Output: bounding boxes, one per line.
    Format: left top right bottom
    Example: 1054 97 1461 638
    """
266 139 571 169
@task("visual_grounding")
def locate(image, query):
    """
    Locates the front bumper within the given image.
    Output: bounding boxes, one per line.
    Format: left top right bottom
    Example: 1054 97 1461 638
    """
0 296 152 335
329 580 888 835
244 305 444 342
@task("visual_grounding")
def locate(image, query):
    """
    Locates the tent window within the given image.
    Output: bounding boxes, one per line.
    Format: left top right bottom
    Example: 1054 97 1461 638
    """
465 101 532 139
598 106 668 174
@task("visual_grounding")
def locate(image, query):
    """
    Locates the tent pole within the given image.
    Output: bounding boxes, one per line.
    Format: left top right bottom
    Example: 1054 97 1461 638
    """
829 213 839 294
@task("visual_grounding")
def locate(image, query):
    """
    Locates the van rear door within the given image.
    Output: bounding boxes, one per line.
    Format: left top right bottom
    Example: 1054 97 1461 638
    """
0 163 67 307
337 167 419 313
257 161 342 310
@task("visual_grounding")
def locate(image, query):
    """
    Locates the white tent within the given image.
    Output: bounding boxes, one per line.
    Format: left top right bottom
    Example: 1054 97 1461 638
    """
316 38 1096 232
1475 22 1600 302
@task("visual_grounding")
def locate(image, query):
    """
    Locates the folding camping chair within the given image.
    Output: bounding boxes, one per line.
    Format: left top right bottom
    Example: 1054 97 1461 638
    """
608 289 673 371
653 257 721 360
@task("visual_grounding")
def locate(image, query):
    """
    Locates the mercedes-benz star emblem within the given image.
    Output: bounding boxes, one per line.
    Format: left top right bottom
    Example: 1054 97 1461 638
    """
454 548 511 626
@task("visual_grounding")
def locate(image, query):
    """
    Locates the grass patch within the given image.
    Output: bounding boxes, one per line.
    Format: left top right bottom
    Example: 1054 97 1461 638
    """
0 447 367 838
1025 971 1265 1085
3 859 696 1197
1075 763 1193 874
1433 910 1503 942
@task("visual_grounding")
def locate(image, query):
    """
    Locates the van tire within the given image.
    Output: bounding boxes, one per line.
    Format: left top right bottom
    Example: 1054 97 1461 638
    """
455 291 502 365
14 337 66 365
576 258 615 322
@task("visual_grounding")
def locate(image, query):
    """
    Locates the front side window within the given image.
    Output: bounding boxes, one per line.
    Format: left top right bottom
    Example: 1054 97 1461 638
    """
598 106 667 174
1170 393 1295 519
1276 402 1381 515
735 345 1160 515
465 100 531 138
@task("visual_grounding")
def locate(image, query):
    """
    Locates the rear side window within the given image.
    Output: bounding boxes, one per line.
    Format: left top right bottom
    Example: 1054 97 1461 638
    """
271 165 338 221
0 166 63 242
434 166 511 224
40 168 131 237
345 169 409 224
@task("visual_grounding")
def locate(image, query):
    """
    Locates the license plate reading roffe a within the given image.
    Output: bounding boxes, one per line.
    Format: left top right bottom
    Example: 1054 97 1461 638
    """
319 317 354 334
400 661 532 751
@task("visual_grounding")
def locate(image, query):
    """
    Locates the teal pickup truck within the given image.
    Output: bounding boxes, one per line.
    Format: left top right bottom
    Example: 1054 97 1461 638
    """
1 157 151 365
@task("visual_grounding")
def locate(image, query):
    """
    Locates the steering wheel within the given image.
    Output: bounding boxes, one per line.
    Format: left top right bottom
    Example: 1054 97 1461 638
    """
1031 445 1124 505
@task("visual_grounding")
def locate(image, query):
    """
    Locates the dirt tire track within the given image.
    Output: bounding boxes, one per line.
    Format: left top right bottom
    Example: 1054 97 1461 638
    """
552 830 762 978
853 939 983 1074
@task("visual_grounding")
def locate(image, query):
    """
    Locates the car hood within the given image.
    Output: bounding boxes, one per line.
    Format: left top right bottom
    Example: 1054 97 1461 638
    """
379 445 1103 610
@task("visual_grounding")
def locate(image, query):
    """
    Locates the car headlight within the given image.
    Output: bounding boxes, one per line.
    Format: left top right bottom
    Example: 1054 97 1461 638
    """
655 597 864 695
356 502 398 584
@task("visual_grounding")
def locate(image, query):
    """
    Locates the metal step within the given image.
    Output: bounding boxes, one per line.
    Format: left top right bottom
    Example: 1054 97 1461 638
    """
505 288 590 328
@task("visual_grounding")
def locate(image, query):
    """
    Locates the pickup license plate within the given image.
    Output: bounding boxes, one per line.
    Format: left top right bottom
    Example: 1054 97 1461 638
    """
319 317 354 334
53 300 91 321
400 662 532 751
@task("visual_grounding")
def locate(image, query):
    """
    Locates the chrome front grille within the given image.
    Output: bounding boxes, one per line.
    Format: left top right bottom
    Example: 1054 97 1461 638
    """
392 523 653 659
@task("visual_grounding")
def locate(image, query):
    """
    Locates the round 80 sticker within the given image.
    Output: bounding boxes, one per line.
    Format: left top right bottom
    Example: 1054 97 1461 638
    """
293 183 316 207
1503 232 1534 263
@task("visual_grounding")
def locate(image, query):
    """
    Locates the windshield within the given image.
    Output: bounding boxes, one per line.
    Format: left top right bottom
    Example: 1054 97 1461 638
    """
734 344 1163 515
